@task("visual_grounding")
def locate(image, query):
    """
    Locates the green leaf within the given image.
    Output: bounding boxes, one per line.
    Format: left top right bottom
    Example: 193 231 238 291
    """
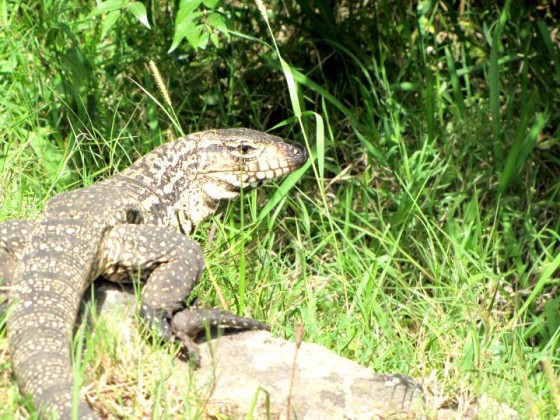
210 32 220 47
168 11 203 52
177 0 203 20
194 31 209 49
499 91 545 192
544 298 560 339
206 12 228 36
509 252 560 329
29 133 77 188
169 17 195 52
89 0 127 16
202 0 220 8
315 112 325 180
280 58 300 118
128 2 151 29
186 24 204 49
258 160 310 222
101 10 122 39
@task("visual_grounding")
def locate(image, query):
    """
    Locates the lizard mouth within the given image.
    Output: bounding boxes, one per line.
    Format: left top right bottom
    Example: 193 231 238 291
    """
246 165 298 181
213 165 298 193
242 142 308 181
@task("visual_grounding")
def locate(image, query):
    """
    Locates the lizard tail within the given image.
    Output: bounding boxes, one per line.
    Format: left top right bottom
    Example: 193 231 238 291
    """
7 219 101 419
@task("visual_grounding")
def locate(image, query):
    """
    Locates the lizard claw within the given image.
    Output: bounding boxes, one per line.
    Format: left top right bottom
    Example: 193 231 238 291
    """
139 305 173 342
140 304 202 365
172 328 202 367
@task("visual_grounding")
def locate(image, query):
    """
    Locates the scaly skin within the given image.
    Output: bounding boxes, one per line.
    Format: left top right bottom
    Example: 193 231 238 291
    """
0 128 307 418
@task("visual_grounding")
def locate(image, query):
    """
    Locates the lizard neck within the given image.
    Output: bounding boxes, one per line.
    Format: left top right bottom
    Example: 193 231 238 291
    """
120 138 218 233
117 128 308 233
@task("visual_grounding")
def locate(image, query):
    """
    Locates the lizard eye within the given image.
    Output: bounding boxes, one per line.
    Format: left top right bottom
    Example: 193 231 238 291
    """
237 144 254 155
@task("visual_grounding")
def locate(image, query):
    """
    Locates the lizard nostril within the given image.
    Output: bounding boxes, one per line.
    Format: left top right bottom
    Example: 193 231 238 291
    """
293 145 308 162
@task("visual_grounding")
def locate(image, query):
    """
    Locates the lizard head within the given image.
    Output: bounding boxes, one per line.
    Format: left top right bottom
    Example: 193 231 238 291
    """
172 128 308 232
194 128 308 195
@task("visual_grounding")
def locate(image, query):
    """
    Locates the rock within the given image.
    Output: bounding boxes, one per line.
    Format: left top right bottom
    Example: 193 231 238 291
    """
191 330 423 418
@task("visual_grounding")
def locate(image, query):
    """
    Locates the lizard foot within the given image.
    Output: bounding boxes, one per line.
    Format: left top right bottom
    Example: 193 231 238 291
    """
170 307 270 366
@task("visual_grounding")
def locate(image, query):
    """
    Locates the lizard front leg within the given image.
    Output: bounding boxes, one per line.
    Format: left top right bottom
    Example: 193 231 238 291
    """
99 224 269 361
100 224 204 336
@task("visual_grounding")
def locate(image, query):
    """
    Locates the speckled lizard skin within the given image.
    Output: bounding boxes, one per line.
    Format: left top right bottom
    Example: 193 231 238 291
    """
0 128 307 419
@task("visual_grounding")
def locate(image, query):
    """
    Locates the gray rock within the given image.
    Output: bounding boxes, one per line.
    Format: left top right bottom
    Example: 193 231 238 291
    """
191 330 424 419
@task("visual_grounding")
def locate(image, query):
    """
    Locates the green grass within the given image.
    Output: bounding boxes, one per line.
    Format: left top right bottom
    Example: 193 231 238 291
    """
1 0 559 418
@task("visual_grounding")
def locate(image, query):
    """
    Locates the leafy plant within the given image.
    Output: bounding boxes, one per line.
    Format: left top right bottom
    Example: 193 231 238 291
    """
89 0 151 39
169 0 229 52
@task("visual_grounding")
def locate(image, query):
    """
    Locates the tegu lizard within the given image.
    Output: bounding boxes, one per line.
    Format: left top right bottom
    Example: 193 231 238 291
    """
0 128 307 418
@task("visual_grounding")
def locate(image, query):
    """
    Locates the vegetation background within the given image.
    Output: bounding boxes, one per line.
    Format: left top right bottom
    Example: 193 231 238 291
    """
1 0 559 417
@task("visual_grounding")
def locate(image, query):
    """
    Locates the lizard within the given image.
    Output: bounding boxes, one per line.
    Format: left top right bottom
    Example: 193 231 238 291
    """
0 128 307 419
